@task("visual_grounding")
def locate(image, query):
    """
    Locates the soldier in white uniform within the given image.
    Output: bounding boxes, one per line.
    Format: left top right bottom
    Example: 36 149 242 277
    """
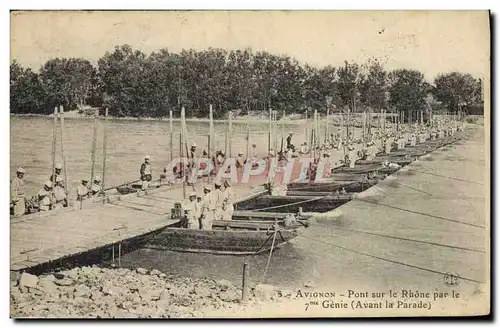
11 167 26 217
213 181 225 220
250 144 258 160
236 151 245 168
140 155 153 190
77 178 90 201
38 181 54 212
53 176 68 209
91 176 102 196
200 185 216 230
185 191 200 229
49 163 63 185
221 180 235 220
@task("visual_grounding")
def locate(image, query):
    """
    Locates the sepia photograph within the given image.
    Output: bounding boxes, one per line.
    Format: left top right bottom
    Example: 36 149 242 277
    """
9 10 490 319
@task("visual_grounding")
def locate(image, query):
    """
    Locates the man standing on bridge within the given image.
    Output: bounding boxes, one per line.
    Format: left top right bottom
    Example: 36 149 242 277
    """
185 191 199 229
53 176 68 209
286 132 296 152
11 167 26 217
200 185 216 230
140 155 152 190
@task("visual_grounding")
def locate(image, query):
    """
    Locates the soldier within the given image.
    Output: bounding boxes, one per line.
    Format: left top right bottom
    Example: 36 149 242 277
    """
266 150 277 185
140 155 152 190
200 185 216 230
91 176 102 196
286 132 296 152
38 181 54 212
189 143 197 159
188 143 197 173
221 180 235 220
185 191 199 229
250 143 258 160
49 163 64 185
320 152 332 178
53 176 68 209
11 167 26 217
77 178 90 201
236 151 245 168
213 181 225 220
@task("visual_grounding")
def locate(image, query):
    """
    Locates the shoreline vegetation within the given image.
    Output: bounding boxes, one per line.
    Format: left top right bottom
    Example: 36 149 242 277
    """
11 45 483 122
11 111 482 127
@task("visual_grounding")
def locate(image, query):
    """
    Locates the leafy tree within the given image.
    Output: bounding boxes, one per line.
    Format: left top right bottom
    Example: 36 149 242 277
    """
336 61 364 113
387 69 428 123
97 45 149 117
10 61 48 114
359 59 387 112
433 72 482 115
39 58 95 110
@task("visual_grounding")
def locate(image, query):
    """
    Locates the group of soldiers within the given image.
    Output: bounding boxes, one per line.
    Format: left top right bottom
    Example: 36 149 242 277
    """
10 163 103 217
181 180 234 230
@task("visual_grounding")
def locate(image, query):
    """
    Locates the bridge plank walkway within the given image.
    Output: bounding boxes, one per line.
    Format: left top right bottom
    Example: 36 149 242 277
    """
10 183 264 272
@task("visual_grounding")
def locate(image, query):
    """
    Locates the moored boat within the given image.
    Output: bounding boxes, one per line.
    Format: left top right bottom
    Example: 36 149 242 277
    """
115 179 164 194
145 224 300 255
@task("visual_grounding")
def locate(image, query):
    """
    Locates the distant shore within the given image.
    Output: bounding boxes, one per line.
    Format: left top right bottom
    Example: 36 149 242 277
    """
10 111 391 127
10 112 306 125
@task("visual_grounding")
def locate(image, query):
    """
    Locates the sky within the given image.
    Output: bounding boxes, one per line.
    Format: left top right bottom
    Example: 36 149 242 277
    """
10 10 490 81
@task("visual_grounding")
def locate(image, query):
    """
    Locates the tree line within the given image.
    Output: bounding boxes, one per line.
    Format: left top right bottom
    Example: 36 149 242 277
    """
10 44 484 121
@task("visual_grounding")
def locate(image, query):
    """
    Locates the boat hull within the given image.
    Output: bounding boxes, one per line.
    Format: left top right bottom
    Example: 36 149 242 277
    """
145 227 299 255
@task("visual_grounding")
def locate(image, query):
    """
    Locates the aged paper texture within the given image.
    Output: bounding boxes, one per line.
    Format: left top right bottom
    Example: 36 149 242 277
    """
9 10 490 318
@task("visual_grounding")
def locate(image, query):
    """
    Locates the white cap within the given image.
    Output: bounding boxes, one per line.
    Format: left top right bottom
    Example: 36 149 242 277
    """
191 143 197 147
94 176 101 181
82 178 89 182
16 167 25 173
145 155 150 160
214 181 222 187
269 150 275 156
204 185 212 191
55 163 63 170
238 151 244 155
289 131 294 135
44 180 53 188
189 191 197 197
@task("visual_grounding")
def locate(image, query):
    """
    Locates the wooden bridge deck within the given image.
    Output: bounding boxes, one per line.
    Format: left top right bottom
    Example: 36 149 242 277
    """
10 183 264 272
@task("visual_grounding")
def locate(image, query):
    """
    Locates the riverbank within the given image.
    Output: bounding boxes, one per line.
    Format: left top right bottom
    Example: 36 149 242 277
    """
10 111 398 128
11 266 283 318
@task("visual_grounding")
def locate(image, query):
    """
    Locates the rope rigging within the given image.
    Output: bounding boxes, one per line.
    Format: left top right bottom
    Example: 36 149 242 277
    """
352 198 485 229
297 234 485 284
313 222 486 253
